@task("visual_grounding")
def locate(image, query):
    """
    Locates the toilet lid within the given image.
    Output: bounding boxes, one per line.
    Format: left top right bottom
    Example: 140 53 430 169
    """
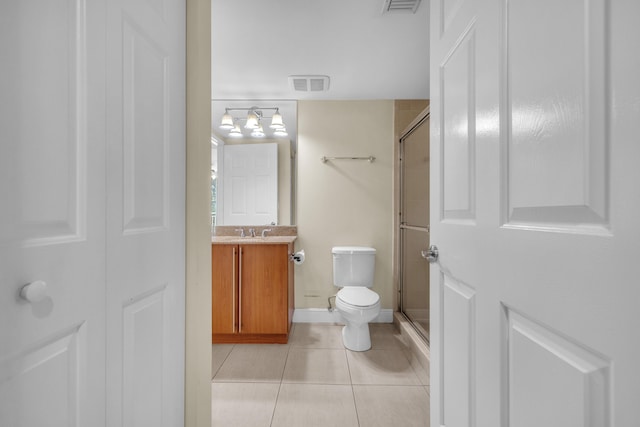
337 287 379 307
332 246 376 255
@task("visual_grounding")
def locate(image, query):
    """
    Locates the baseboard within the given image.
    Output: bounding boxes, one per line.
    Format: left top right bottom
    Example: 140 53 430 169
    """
292 308 394 323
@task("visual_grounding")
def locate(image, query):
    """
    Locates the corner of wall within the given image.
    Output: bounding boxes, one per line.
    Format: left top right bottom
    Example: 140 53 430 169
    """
185 0 212 426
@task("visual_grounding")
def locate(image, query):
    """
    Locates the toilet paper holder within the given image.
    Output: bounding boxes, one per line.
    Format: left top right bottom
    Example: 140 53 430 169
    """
290 250 305 264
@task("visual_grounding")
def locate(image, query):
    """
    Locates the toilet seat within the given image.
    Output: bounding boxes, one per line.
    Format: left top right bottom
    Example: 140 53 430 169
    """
337 287 379 307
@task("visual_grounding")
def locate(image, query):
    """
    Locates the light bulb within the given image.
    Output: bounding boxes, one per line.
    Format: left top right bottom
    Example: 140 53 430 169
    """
220 112 234 129
273 127 288 137
269 111 284 129
228 124 243 137
245 111 259 129
251 124 265 137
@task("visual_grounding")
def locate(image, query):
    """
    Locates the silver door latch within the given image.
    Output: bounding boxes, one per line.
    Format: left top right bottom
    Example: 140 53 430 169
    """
421 245 439 263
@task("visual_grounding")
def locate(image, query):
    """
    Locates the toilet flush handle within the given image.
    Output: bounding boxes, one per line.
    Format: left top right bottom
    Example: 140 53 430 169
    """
421 245 439 263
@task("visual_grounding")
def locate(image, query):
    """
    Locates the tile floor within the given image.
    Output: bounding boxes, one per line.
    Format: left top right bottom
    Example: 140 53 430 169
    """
212 323 430 427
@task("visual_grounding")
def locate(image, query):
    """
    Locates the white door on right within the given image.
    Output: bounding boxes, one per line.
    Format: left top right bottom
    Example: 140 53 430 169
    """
430 0 640 426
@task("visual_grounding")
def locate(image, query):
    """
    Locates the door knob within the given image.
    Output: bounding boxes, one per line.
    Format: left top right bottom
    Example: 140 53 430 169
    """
421 245 439 263
20 280 48 303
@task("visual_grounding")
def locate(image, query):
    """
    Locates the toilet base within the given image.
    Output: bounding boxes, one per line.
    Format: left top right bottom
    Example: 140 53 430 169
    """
342 323 371 352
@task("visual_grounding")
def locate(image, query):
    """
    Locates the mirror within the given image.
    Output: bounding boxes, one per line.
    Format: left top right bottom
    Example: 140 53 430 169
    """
211 137 296 227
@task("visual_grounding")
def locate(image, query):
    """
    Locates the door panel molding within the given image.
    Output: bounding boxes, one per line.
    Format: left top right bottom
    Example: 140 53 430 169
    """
122 16 170 235
0 323 85 426
439 273 476 427
503 306 611 427
500 0 610 235
122 286 167 427
21 0 89 247
440 22 476 223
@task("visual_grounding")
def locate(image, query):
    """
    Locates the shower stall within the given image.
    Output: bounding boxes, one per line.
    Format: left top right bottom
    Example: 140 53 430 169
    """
398 109 430 342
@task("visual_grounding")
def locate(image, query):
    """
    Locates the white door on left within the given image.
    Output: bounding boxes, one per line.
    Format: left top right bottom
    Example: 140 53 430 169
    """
105 0 186 425
0 1 107 425
0 1 186 426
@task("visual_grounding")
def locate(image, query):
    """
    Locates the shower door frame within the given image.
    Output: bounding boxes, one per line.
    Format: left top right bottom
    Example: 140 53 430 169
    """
397 107 430 343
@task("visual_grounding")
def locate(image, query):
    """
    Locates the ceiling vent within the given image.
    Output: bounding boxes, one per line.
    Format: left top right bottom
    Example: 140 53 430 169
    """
382 0 422 13
288 75 330 92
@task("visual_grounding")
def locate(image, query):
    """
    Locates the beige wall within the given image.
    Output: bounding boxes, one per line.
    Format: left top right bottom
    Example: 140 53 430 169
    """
295 100 395 309
219 138 292 225
185 0 211 426
394 100 430 137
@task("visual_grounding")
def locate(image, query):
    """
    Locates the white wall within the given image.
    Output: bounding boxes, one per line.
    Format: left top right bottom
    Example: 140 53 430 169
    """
295 101 394 309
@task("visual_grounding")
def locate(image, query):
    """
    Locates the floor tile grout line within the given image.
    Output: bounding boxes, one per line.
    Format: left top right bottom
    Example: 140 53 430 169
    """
211 343 235 381
344 348 362 427
281 342 292 381
268 339 293 427
352 384 361 427
269 381 283 427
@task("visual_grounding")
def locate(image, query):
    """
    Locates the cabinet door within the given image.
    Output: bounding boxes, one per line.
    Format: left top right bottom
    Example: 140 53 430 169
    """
212 244 237 335
239 244 288 335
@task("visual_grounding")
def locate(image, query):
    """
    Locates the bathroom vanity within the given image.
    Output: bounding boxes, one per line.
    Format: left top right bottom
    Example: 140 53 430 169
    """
211 232 296 344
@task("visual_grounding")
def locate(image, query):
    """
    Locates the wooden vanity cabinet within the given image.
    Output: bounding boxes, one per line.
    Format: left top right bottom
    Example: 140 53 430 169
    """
211 244 237 336
212 243 294 344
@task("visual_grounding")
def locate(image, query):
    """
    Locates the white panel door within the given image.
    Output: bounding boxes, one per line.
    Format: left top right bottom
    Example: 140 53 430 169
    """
105 0 185 426
430 0 640 426
0 1 106 426
222 143 278 226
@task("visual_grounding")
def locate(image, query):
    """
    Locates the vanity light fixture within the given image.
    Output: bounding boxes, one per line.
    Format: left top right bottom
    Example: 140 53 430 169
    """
218 106 288 138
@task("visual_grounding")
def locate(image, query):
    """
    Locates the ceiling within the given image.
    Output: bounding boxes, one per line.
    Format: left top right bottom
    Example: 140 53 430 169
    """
211 0 430 141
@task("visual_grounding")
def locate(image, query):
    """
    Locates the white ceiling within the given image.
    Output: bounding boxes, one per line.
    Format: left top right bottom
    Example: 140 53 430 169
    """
211 0 430 141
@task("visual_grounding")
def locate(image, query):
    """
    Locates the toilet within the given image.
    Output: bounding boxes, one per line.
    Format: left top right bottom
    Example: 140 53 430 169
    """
332 246 381 351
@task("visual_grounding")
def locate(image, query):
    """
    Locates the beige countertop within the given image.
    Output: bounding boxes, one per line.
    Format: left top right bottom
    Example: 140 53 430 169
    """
211 235 297 244
212 225 297 245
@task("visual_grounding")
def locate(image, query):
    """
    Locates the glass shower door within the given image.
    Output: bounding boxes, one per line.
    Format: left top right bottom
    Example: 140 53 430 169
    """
399 112 430 341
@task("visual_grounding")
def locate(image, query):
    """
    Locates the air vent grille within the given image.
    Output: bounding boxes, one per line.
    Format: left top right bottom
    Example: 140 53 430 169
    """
382 0 421 13
293 79 308 91
288 75 330 92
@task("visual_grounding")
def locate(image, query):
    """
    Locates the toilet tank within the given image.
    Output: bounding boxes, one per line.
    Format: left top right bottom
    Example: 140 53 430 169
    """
332 246 376 287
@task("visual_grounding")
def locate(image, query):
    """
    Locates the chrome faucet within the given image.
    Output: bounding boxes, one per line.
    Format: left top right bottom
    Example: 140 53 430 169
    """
248 228 256 238
235 228 245 238
261 229 272 238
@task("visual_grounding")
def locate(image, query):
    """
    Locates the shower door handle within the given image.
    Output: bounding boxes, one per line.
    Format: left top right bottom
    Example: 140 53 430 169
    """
421 245 438 263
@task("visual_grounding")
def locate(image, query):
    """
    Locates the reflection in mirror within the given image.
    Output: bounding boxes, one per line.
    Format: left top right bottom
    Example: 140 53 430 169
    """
222 143 278 225
211 137 218 228
211 137 296 226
